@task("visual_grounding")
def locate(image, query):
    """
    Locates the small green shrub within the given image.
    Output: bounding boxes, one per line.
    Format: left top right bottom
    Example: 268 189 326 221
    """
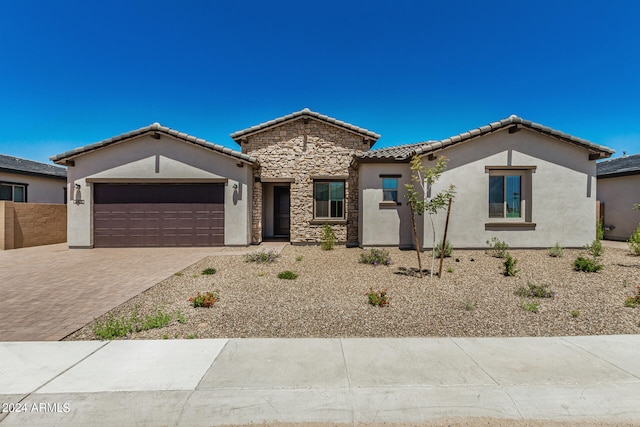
321 223 336 250
189 291 220 308
446 267 454 273
596 220 604 240
584 239 604 258
624 286 640 308
503 254 519 276
359 248 392 266
186 333 197 339
434 240 453 258
296 255 303 261
547 242 564 257
521 300 539 313
93 313 132 339
486 237 509 258
245 250 279 263
570 309 580 318
628 224 640 256
174 272 183 276
515 283 556 299
201 268 216 275
278 270 298 280
93 307 181 340
142 309 173 330
573 256 603 272
175 311 186 324
366 288 391 307
461 299 476 311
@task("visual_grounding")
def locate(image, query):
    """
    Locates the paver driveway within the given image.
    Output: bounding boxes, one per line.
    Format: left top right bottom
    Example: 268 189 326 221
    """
0 243 281 341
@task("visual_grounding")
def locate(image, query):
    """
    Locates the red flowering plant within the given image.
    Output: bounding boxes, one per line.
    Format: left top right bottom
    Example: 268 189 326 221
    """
189 290 220 308
366 288 391 307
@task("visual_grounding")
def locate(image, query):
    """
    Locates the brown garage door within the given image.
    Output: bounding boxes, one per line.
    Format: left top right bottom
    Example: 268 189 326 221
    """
94 184 224 247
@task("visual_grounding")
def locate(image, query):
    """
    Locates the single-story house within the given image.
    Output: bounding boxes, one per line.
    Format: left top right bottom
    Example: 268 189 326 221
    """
51 109 614 248
596 153 640 241
0 154 67 203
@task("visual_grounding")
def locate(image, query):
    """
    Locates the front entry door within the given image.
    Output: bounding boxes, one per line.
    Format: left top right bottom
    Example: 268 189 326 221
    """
273 186 290 237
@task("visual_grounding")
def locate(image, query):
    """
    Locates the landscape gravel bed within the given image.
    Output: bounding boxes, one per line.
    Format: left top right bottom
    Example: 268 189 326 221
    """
64 245 640 340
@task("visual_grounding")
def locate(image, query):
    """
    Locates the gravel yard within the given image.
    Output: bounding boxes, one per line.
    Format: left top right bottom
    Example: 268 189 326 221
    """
64 244 640 340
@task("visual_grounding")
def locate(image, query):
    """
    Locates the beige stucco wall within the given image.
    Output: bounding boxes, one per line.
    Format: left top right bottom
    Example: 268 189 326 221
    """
423 128 598 248
64 134 253 248
358 162 417 247
0 201 67 249
241 119 369 245
597 175 640 241
0 171 66 204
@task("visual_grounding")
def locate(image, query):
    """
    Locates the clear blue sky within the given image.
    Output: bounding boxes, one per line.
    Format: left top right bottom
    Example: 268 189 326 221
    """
1 0 639 164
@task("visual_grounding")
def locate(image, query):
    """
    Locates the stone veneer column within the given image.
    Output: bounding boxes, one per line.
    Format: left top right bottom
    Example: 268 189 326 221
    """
252 180 262 244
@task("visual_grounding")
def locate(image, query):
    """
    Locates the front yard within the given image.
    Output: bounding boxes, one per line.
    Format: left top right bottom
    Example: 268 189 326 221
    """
65 244 640 340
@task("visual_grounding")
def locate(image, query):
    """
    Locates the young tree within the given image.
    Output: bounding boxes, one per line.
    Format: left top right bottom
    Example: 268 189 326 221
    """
405 155 455 278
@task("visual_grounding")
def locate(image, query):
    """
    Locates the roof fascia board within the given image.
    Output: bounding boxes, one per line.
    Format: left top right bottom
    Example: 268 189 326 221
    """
0 167 67 180
53 129 257 166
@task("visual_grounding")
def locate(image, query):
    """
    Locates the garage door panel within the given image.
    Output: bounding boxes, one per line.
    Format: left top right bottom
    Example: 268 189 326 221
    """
94 184 224 247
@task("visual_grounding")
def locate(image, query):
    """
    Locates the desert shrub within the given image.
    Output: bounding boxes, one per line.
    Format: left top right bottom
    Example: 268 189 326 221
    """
624 286 640 308
93 307 182 339
201 268 216 275
584 239 604 258
321 223 336 250
359 248 392 266
486 237 509 258
503 254 519 276
189 291 220 308
245 250 279 263
628 224 640 256
366 288 391 307
547 242 564 257
461 299 476 311
434 240 453 258
277 270 298 280
515 283 556 299
521 300 539 313
573 256 603 272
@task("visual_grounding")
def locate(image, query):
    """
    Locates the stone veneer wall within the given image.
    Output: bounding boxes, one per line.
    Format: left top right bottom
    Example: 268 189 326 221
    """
242 119 368 245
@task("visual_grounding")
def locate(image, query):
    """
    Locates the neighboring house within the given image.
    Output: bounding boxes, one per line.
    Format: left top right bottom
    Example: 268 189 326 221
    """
596 154 640 241
0 154 67 203
51 110 614 248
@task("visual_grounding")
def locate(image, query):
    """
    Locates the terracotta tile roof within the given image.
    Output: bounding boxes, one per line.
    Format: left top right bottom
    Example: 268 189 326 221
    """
230 108 381 141
597 153 640 177
51 123 257 165
0 154 67 178
357 115 614 162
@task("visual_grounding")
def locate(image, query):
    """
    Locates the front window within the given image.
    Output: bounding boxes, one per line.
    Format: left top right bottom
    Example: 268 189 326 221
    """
314 181 344 219
0 184 26 202
382 178 398 202
489 175 521 218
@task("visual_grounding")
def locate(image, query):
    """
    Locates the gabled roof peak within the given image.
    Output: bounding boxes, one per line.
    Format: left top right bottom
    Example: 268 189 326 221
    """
231 108 380 141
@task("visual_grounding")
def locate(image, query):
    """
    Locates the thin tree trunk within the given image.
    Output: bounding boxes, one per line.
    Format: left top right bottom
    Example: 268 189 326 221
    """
410 207 423 278
438 197 453 279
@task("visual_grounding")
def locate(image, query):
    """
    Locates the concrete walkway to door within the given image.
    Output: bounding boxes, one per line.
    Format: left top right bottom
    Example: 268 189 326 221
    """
0 243 285 341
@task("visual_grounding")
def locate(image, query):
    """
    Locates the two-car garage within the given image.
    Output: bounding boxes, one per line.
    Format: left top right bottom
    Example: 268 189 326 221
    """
93 183 225 247
51 122 255 249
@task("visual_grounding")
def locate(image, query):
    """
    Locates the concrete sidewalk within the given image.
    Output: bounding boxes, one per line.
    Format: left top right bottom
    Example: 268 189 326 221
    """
1 336 639 426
